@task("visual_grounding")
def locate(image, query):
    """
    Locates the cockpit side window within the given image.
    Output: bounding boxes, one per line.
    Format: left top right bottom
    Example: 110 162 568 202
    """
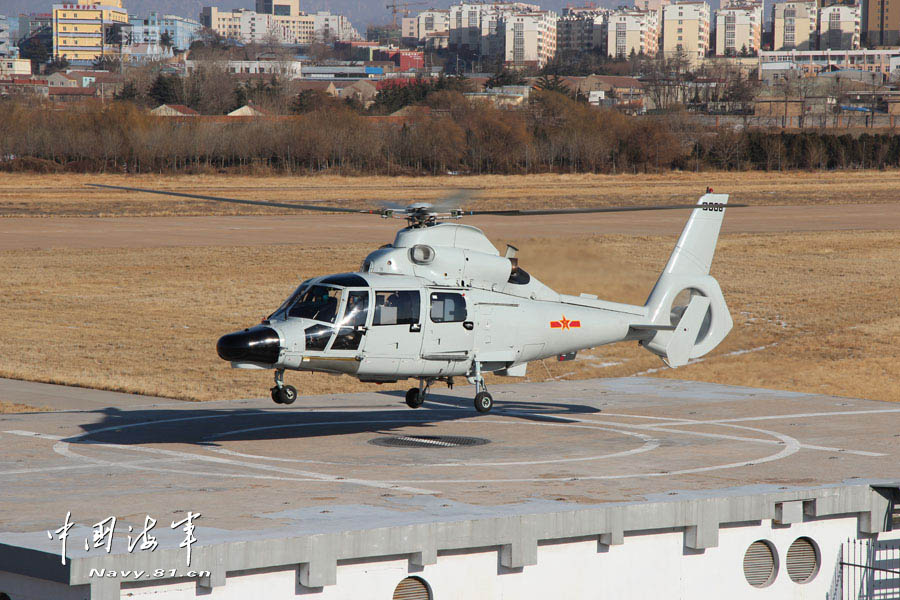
332 290 370 351
287 285 343 323
373 291 420 326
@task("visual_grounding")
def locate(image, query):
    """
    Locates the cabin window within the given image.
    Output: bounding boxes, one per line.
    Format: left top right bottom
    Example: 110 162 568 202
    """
430 292 467 323
332 290 369 350
373 291 420 326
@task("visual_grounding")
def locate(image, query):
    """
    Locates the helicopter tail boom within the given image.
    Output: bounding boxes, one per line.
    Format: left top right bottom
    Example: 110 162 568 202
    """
639 194 733 367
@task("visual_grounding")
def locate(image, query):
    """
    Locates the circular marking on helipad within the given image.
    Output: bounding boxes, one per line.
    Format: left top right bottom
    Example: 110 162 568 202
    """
47 407 803 487
203 418 661 467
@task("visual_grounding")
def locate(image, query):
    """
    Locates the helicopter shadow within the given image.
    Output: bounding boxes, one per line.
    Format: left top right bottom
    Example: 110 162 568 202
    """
67 393 600 447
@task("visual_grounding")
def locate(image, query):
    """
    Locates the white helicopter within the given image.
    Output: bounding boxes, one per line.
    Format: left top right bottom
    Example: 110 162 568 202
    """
92 185 735 413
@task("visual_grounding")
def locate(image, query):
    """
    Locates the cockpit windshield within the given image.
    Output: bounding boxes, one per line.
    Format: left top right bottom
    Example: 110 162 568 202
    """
284 285 343 323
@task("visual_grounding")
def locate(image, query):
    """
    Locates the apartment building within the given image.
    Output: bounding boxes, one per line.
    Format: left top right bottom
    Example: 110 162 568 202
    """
448 2 540 51
18 14 52 43
128 12 200 51
862 0 900 46
608 9 659 57
772 1 818 50
504 10 557 67
557 7 609 53
52 0 130 63
402 9 450 42
0 15 10 57
819 4 860 49
714 3 762 55
312 11 360 43
662 1 710 63
200 8 285 43
634 0 670 22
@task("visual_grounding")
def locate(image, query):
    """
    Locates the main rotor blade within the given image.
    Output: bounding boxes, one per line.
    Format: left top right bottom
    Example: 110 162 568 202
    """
87 184 372 214
465 203 747 217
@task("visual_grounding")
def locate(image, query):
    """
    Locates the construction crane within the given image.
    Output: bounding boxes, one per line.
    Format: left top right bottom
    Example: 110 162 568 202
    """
385 0 430 28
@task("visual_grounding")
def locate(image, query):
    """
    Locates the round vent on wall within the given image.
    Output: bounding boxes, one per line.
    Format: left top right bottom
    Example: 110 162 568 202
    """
393 576 431 600
743 540 778 588
786 537 820 583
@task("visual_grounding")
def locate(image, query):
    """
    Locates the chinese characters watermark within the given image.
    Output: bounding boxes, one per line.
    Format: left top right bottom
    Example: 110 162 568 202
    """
47 512 201 566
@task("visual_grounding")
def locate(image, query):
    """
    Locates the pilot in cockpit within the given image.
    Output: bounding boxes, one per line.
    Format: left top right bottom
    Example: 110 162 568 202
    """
313 290 338 323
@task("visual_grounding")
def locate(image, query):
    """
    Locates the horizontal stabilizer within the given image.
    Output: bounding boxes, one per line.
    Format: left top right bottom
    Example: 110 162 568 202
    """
629 324 676 332
664 295 711 368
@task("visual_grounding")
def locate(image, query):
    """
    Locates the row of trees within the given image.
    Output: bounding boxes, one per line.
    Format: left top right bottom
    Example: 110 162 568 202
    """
2 93 900 175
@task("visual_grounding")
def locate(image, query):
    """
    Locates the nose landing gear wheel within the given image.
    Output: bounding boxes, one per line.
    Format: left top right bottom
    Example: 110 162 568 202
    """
405 387 424 409
271 386 283 404
474 392 493 413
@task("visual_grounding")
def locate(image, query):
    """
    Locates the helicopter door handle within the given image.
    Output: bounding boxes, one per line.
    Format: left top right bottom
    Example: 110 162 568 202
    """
463 321 474 331
409 323 422 333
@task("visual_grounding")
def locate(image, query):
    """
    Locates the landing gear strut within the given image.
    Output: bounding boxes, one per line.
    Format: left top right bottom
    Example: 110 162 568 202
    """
270 369 297 405
470 361 493 413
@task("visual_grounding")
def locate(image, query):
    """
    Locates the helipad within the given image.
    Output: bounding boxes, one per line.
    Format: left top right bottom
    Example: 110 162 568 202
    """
0 377 898 600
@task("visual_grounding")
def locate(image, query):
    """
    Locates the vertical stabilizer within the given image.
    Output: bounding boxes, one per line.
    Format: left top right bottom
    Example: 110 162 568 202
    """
639 193 733 365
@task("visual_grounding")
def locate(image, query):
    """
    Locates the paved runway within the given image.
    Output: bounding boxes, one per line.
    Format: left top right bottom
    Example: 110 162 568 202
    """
2 204 899 250
1 377 898 536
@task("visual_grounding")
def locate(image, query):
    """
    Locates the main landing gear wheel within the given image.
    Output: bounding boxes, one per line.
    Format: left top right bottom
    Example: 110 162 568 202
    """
474 392 493 413
272 385 297 405
279 385 297 405
406 387 424 409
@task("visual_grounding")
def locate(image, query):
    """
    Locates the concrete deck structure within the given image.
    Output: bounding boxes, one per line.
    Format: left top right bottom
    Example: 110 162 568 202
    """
0 377 898 599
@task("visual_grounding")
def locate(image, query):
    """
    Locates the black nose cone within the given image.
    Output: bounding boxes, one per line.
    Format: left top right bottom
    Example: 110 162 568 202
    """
217 326 281 364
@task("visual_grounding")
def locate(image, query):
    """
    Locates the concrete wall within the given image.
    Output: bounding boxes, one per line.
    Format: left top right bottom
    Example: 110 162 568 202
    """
1 514 870 599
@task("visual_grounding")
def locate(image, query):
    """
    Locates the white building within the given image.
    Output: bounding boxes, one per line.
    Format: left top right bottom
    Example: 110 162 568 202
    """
557 7 609 54
312 11 360 42
772 1 818 51
819 4 860 50
662 1 710 63
403 9 451 42
0 57 31 75
200 8 285 44
608 8 659 57
503 11 557 67
715 4 762 55
0 15 11 57
448 2 541 52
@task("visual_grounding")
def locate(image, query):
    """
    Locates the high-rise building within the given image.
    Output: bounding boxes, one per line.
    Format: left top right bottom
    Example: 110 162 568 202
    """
608 8 659 57
504 10 557 67
403 9 450 42
819 4 860 49
714 3 762 55
662 1 710 63
862 0 898 46
557 7 609 54
128 12 200 51
18 14 53 43
312 11 360 42
772 1 817 50
52 0 130 63
448 2 541 52
0 15 11 57
200 7 285 43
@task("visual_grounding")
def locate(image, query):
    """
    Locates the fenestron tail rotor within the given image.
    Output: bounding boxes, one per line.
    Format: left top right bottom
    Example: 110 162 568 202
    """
87 184 747 228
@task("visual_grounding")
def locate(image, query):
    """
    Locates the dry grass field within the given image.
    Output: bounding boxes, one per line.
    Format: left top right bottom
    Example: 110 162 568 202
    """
2 170 900 217
0 227 897 405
